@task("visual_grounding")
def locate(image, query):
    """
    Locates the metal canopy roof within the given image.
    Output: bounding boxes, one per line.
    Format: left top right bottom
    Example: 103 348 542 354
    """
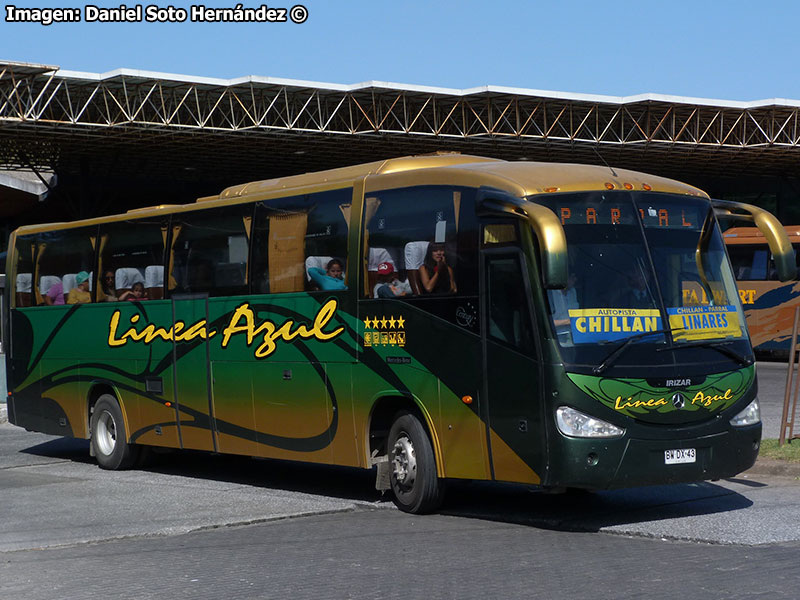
1 60 800 187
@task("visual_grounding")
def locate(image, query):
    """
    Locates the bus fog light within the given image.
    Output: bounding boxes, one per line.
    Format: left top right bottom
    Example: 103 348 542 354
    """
730 398 761 427
556 406 624 438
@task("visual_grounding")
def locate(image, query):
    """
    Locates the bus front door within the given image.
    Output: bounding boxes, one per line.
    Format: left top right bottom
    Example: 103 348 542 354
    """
171 294 217 452
482 250 544 485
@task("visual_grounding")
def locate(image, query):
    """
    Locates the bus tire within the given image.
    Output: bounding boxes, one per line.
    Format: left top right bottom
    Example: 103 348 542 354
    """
90 394 139 470
388 412 444 514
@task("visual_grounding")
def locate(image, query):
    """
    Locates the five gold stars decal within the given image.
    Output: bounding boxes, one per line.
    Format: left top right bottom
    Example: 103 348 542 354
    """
363 315 406 347
363 316 405 330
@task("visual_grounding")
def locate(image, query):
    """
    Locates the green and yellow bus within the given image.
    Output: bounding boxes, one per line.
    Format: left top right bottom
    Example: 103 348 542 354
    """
3 154 794 513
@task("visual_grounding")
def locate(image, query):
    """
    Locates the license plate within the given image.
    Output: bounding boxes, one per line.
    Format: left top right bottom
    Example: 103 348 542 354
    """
665 448 696 465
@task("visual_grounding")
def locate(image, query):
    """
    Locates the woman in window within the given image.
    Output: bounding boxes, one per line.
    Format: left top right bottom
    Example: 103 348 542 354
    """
420 242 456 294
101 270 118 301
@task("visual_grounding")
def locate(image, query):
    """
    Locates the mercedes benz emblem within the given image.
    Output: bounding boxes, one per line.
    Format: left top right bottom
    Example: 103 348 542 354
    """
672 392 686 409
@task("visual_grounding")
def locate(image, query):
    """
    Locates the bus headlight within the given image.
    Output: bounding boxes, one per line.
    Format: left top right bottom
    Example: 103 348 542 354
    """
730 398 761 427
556 406 624 438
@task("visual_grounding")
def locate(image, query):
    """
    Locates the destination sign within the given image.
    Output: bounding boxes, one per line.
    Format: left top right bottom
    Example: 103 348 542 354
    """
568 308 662 343
545 200 706 230
667 305 742 340
566 305 741 344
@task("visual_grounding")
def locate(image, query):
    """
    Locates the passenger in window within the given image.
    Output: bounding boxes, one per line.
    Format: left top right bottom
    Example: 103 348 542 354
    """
308 258 347 291
101 270 118 301
66 271 92 305
373 262 412 298
420 242 456 294
43 280 64 306
119 282 149 302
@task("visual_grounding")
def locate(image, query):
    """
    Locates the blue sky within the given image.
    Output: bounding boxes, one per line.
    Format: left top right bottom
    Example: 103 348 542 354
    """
2 0 797 101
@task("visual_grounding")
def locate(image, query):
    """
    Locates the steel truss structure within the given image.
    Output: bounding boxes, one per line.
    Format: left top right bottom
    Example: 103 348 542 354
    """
2 60 800 182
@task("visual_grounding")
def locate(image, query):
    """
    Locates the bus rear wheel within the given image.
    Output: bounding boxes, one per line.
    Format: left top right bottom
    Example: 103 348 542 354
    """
91 394 140 470
388 412 444 514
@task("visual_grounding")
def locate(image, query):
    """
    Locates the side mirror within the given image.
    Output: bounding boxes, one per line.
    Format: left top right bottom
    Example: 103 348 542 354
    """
477 188 568 289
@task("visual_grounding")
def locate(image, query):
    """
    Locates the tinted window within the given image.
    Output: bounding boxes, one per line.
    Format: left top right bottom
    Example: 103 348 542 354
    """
35 226 97 306
99 218 168 301
482 222 519 248
13 234 36 307
725 242 799 281
727 245 768 281
487 254 535 355
251 188 351 294
169 206 252 297
363 186 477 298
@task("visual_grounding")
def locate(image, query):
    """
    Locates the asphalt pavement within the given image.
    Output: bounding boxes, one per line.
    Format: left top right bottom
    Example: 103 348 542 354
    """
1 359 799 555
0 422 379 553
3 417 800 552
4 503 800 600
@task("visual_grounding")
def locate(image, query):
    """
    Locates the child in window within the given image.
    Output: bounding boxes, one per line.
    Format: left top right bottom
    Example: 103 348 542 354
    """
120 282 149 302
373 262 412 298
308 258 347 291
66 271 92 304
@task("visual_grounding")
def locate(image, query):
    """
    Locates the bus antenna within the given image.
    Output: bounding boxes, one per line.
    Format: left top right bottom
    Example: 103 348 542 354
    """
592 145 618 177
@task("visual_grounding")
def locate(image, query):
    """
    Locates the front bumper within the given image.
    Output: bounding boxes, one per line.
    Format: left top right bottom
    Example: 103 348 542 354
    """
544 422 761 489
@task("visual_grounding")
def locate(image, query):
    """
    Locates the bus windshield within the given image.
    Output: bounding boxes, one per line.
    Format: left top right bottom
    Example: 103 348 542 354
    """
533 191 747 368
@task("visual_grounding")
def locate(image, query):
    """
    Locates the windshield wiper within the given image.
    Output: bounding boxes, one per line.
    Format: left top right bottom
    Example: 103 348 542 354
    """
657 339 752 367
593 329 672 375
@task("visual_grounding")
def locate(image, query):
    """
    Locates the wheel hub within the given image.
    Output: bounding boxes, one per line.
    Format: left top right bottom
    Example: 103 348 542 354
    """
95 410 117 456
392 435 417 486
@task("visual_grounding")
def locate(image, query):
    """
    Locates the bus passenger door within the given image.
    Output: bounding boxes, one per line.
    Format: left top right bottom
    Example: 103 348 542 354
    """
172 294 217 452
482 249 544 485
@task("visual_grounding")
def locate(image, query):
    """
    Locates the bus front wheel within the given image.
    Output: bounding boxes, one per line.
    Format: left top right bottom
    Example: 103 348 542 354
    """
90 394 140 470
388 412 444 514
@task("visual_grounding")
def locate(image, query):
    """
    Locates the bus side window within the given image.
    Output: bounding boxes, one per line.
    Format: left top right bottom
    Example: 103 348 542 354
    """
251 188 350 295
35 226 96 306
751 249 768 280
99 218 168 301
169 206 251 297
363 186 477 298
728 245 767 281
13 234 36 307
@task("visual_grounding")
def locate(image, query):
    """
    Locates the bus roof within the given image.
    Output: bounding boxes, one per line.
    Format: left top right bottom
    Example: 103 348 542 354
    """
215 153 707 201
724 225 800 244
13 154 708 235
